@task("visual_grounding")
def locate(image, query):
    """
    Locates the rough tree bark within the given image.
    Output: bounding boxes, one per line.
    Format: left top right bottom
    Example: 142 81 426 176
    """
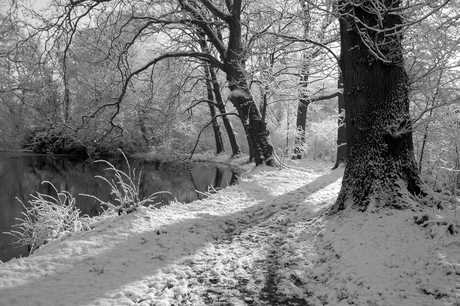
223 2 275 166
227 81 271 165
329 0 425 213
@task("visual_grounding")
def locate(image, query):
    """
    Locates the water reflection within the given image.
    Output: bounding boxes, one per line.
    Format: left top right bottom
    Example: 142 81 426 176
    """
0 153 239 263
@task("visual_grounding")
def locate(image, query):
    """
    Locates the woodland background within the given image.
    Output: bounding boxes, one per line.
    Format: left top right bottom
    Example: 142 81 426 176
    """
0 0 459 191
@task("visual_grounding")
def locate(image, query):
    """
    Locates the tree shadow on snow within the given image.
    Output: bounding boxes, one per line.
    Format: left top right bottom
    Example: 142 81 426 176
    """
0 169 343 306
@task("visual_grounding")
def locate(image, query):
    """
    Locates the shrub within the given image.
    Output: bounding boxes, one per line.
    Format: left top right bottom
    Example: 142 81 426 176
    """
6 151 168 256
24 127 87 156
6 181 91 254
81 150 169 215
306 119 338 162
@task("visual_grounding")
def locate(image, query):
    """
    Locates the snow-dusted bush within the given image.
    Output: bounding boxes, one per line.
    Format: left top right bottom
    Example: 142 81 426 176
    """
7 181 91 254
306 119 337 162
6 151 169 255
268 113 337 162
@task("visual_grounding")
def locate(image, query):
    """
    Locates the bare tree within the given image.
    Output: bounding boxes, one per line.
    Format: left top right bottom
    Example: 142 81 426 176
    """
294 0 338 159
39 0 280 165
195 30 225 154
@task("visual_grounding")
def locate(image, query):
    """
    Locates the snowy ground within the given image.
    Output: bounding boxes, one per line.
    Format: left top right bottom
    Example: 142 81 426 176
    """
0 155 459 306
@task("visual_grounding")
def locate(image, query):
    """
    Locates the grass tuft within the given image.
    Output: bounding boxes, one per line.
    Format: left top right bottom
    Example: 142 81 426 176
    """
81 149 169 215
5 150 169 256
5 181 91 254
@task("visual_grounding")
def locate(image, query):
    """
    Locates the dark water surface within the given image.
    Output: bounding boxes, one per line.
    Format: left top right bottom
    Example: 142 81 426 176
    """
0 153 239 263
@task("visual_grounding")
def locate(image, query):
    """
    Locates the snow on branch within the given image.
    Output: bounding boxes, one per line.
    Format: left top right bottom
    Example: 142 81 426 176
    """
338 0 454 64
85 51 224 141
265 32 340 66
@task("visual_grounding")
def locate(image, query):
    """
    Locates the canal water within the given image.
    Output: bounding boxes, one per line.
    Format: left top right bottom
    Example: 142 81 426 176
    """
0 153 239 263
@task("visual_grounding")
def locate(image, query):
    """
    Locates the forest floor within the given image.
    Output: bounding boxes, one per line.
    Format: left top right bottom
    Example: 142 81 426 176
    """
0 153 459 306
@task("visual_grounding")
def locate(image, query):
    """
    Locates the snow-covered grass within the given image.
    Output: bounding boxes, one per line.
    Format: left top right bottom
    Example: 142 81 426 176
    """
81 151 169 216
0 157 459 306
6 181 91 255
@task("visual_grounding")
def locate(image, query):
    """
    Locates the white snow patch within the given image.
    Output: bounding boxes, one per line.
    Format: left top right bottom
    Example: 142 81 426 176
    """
0 158 459 306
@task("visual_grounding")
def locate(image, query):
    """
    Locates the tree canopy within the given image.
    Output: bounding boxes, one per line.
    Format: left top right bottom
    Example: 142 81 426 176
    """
0 0 459 207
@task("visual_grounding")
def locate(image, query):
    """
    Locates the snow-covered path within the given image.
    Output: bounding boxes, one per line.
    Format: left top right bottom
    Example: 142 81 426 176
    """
0 158 459 306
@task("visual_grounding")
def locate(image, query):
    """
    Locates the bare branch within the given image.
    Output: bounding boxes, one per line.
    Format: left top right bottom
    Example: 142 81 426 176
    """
184 99 219 112
225 0 233 12
69 0 112 5
266 32 340 66
189 112 240 158
130 51 223 80
178 0 227 57
197 0 231 21
81 51 223 140
300 91 341 105
413 96 460 125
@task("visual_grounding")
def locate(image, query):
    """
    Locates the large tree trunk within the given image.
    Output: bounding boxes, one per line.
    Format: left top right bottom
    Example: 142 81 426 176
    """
332 73 347 169
227 80 273 166
224 5 275 166
330 0 424 213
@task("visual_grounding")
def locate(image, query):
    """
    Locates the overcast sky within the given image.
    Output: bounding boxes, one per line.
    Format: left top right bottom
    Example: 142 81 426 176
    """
0 0 50 13
32 0 50 10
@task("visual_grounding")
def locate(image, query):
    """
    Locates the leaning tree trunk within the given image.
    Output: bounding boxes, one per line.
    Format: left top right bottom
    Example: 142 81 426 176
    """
225 64 274 166
224 7 275 166
330 0 424 213
210 67 241 156
204 63 225 154
197 30 225 155
227 80 273 166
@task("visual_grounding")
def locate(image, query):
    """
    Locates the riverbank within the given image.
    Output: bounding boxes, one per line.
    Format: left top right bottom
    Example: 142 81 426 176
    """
131 151 254 172
0 156 459 305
